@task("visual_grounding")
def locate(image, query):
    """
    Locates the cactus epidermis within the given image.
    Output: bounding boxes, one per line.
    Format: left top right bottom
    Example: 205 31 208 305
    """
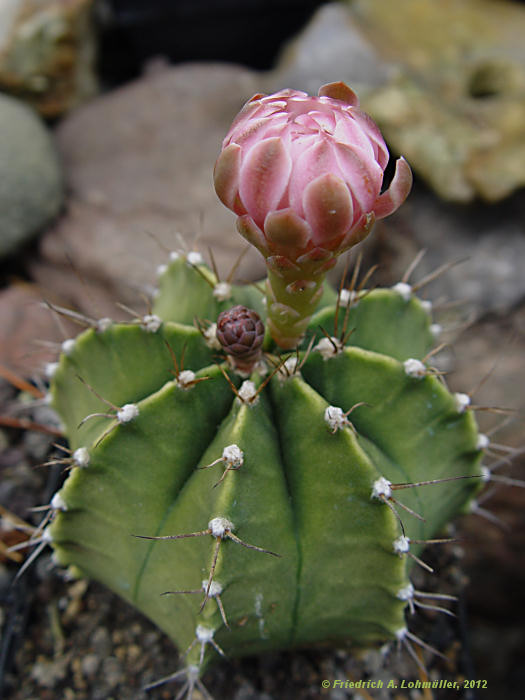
48 252 483 673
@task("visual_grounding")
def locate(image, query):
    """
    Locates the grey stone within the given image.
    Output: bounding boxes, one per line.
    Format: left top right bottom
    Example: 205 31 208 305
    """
0 93 63 257
266 3 390 96
381 184 525 316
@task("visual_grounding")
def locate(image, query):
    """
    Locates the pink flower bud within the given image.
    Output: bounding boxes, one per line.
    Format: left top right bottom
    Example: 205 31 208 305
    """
214 82 412 263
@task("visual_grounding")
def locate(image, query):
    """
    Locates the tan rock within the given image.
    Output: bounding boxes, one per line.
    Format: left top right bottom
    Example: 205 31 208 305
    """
0 0 98 117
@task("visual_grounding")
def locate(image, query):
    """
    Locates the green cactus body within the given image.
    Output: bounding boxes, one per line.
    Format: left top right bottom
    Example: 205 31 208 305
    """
48 255 483 674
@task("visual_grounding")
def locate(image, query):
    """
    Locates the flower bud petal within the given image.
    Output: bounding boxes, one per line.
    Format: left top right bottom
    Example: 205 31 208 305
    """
236 215 269 256
303 173 353 246
373 157 413 220
318 81 360 107
239 137 292 228
214 143 242 211
264 208 312 255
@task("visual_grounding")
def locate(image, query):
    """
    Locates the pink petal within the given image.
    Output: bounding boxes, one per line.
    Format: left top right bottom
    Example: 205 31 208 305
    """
373 157 413 219
236 215 269 256
264 208 312 256
303 173 354 246
214 143 241 210
351 109 390 169
239 137 292 229
333 142 382 213
318 82 360 107
288 139 339 216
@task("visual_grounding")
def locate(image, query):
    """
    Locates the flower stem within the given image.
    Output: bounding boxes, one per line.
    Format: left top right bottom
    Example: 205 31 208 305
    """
265 261 329 349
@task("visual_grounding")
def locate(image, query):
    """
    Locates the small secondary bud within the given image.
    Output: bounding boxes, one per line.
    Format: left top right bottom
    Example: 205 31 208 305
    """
217 306 265 374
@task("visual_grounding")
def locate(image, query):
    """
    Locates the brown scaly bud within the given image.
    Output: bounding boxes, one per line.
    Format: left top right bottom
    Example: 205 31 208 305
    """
216 305 265 375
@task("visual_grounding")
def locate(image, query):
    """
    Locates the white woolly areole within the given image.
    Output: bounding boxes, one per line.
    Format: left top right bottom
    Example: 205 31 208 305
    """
393 535 410 554
238 380 258 405
392 282 412 301
403 358 426 379
202 579 223 597
371 477 392 500
208 517 234 537
195 625 215 642
430 323 443 338
177 370 196 389
156 263 168 277
222 444 244 468
142 314 162 333
314 336 342 360
454 392 471 413
213 282 232 302
420 299 432 314
395 627 408 641
42 526 53 543
45 362 59 379
278 355 300 382
187 665 200 680
397 583 415 601
73 447 90 467
117 403 139 423
324 406 347 432
169 251 180 262
51 492 67 511
338 288 357 306
96 317 113 332
480 465 491 483
203 323 221 350
61 338 76 355
186 251 204 266
476 433 490 450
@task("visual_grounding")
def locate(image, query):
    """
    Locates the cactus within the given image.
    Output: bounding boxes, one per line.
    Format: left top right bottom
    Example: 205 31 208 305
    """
36 83 489 691
44 251 484 680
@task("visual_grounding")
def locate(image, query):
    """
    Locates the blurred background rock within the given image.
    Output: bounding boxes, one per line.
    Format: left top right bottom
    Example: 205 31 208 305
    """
0 1 524 697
